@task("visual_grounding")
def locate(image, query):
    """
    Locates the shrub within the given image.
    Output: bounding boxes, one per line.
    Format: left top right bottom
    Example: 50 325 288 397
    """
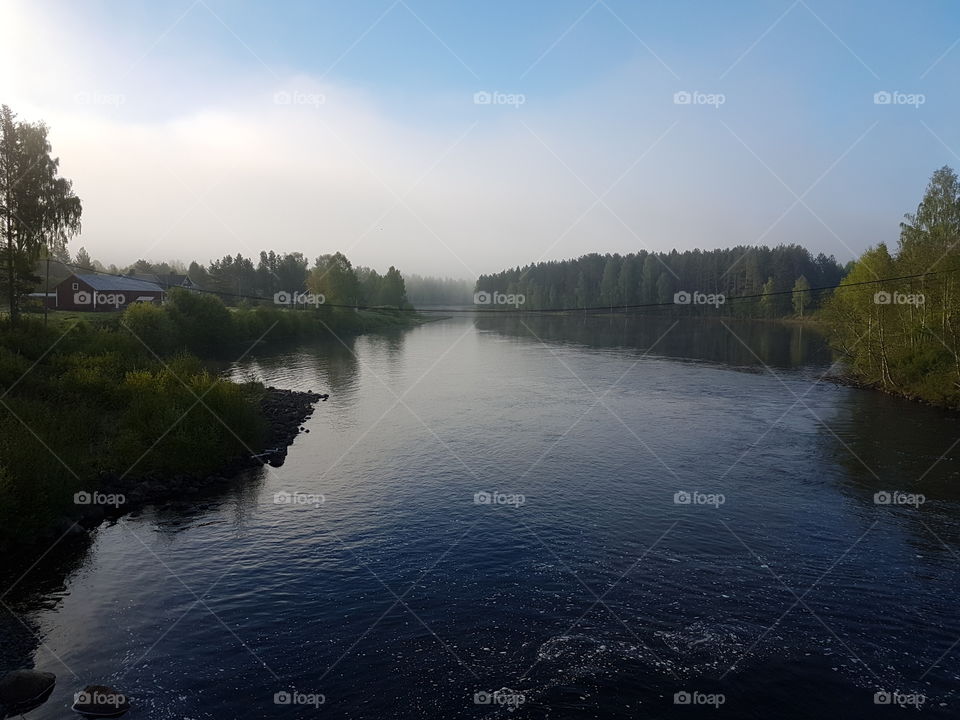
165 288 235 351
122 301 177 355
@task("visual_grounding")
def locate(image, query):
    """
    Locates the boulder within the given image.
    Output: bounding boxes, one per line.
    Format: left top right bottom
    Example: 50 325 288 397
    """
0 669 55 716
71 684 130 717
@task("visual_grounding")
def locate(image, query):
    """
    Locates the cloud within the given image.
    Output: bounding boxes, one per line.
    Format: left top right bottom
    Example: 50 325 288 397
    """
2 0 904 276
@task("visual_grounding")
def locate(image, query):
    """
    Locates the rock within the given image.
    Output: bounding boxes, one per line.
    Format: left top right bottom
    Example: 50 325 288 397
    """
0 669 56 715
55 517 86 537
81 505 106 524
71 684 130 717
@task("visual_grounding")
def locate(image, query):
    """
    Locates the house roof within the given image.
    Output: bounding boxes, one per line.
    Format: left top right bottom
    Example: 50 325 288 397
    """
71 274 164 292
132 272 195 288
158 273 194 287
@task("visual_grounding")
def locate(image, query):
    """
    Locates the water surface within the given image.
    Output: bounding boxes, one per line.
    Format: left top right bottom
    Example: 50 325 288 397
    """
3 316 959 718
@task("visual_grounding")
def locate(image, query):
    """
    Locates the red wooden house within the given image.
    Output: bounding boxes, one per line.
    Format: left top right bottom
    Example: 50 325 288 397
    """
54 274 165 312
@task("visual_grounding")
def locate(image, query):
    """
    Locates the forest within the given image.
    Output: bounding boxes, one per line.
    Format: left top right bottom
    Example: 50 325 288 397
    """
475 244 846 316
827 166 960 406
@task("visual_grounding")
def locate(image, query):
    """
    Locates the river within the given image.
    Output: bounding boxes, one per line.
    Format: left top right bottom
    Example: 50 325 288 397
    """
2 315 959 718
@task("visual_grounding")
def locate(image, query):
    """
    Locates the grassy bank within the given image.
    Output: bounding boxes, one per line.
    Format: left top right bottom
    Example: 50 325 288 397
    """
0 292 425 547
0 317 265 547
37 289 425 356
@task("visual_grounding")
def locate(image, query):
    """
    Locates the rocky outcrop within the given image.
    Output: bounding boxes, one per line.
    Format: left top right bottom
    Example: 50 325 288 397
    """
0 669 56 716
256 388 324 467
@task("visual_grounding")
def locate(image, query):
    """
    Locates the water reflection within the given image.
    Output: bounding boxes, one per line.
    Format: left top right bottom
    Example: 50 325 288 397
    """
230 335 362 398
474 314 834 368
0 533 93 678
827 386 960 555
148 467 267 538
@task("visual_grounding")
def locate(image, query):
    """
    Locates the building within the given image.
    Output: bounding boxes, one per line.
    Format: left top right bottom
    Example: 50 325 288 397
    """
54 274 165 312
131 273 200 291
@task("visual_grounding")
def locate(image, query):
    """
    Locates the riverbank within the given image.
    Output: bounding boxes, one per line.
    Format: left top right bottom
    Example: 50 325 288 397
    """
50 295 430 356
0 300 426 551
13 387 324 553
821 369 960 411
33 387 318 544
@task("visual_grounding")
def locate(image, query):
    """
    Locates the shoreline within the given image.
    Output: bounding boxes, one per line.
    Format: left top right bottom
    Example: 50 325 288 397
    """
5 387 323 554
820 371 960 413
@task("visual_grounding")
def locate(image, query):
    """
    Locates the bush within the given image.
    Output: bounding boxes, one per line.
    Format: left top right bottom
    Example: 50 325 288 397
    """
165 288 235 351
122 302 177 355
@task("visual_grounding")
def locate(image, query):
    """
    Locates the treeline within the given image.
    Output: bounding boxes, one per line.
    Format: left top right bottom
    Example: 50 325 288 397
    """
827 166 960 406
39 251 472 311
476 245 845 316
124 251 409 308
404 274 474 305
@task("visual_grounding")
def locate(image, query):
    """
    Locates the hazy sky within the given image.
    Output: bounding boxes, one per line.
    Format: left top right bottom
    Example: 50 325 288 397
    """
3 0 960 278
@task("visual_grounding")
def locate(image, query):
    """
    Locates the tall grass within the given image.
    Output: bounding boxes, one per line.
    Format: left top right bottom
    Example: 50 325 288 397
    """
122 289 418 356
0 315 264 546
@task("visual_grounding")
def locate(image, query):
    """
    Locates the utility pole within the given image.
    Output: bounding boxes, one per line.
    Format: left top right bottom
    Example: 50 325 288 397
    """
44 248 50 325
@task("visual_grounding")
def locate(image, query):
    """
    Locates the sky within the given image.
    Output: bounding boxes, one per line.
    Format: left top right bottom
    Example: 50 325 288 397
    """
2 0 960 279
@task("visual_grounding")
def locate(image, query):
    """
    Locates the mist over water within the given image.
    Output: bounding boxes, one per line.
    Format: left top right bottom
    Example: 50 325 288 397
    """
3 316 959 718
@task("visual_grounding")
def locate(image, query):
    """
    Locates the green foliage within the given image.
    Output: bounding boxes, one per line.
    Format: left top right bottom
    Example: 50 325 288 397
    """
792 275 811 317
122 301 177 355
165 288 234 350
826 167 960 407
118 286 422 358
0 104 82 321
377 266 408 308
309 252 360 305
0 316 265 546
476 245 844 315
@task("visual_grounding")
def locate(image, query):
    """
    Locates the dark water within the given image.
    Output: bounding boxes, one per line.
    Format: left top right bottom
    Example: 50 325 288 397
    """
3 316 960 719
